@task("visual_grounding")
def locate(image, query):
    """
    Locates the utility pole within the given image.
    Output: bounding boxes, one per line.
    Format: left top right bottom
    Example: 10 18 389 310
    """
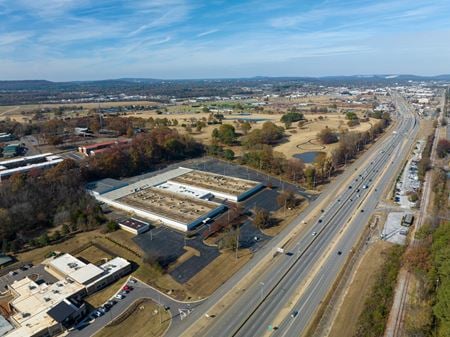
260 282 264 302
235 225 240 260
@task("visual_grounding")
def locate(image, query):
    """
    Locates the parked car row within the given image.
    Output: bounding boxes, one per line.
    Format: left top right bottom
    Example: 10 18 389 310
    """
8 263 33 276
92 278 137 318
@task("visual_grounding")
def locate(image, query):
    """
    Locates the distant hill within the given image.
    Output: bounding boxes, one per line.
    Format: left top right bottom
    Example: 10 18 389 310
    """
0 74 448 105
1 74 449 91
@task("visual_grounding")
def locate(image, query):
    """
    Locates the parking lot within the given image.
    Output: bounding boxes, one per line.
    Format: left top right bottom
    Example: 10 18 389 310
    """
394 140 423 209
133 227 220 284
0 264 58 291
381 212 410 245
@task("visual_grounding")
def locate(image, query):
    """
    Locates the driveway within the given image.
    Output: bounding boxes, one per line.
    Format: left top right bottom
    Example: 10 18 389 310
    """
68 278 202 337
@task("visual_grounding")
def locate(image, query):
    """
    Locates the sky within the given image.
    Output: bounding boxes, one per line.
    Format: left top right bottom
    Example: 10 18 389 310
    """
0 0 450 81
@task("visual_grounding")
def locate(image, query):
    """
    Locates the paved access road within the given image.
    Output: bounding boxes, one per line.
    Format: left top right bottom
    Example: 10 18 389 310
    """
166 92 418 337
68 278 195 337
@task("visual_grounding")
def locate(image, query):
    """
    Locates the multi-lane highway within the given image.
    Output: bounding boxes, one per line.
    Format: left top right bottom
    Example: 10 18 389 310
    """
166 93 418 337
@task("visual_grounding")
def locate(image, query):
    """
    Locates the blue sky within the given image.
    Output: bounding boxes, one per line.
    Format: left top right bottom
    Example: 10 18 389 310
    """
0 0 450 80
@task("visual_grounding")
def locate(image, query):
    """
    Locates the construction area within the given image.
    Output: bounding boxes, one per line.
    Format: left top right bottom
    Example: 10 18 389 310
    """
89 167 263 232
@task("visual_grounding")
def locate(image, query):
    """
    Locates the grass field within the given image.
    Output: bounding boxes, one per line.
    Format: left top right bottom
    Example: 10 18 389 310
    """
94 299 170 337
327 240 394 337
184 249 252 299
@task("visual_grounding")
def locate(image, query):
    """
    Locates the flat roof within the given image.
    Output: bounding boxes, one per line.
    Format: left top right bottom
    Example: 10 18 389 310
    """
118 218 149 230
81 139 130 150
154 181 211 199
87 178 129 195
118 186 220 224
0 153 54 167
48 253 87 276
100 167 192 201
9 277 84 336
172 169 260 196
85 257 130 288
68 263 104 285
0 159 64 177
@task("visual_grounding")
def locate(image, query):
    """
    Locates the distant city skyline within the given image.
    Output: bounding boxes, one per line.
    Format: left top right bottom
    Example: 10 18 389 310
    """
1 0 449 81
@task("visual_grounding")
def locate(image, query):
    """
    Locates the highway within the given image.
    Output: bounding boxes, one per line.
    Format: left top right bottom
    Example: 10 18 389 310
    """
166 93 418 337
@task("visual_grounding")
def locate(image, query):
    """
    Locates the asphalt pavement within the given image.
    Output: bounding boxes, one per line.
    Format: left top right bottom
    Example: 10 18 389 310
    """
168 92 419 337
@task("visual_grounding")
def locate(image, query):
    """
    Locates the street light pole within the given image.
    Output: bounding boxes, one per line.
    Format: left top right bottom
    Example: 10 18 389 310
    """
260 282 264 303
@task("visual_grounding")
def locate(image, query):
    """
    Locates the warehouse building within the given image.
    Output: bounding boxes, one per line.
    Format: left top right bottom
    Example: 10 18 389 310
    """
89 167 262 232
170 168 264 201
0 153 63 181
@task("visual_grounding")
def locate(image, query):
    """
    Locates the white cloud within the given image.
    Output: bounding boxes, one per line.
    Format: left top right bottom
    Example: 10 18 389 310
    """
0 31 32 47
197 29 219 37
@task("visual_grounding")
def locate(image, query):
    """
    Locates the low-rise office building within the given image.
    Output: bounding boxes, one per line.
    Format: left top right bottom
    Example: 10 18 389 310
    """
118 218 150 235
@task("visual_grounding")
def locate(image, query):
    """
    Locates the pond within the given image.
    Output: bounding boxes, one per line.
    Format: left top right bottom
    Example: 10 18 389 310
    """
293 151 325 163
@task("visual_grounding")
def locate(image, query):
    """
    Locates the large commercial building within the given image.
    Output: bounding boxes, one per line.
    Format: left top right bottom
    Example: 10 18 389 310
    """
4 253 131 337
0 153 63 181
89 167 263 232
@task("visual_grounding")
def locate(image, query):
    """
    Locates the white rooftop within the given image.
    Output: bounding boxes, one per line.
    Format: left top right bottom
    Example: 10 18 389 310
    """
154 181 210 199
69 263 104 285
7 277 84 337
48 253 87 276
100 167 192 201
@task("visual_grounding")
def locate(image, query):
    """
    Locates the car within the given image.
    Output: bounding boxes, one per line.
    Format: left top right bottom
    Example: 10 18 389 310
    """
122 285 133 291
348 186 352 189
337 199 340 202
93 310 103 317
361 209 364 212
318 219 322 223
356 188 360 192
121 290 128 295
115 294 125 300
290 311 298 318
321 209 324 213
98 307 106 314
129 279 137 284
363 185 368 189
337 251 342 255
312 232 317 236
8 271 17 276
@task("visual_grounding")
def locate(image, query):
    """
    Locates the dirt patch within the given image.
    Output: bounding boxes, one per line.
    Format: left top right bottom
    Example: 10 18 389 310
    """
327 240 394 337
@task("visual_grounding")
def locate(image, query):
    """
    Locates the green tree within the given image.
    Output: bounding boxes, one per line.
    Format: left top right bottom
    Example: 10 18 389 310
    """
38 233 50 247
106 221 119 232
